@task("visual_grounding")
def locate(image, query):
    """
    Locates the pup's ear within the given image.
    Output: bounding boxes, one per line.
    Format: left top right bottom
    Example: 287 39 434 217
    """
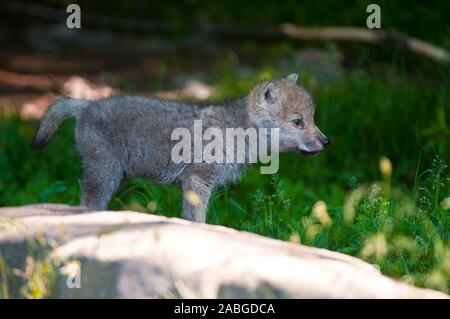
285 73 299 84
258 81 280 106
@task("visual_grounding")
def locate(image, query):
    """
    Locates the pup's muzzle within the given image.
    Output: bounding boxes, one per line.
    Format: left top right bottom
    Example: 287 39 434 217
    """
298 135 330 155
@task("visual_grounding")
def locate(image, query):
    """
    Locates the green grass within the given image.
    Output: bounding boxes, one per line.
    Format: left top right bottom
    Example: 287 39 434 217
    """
0 64 449 292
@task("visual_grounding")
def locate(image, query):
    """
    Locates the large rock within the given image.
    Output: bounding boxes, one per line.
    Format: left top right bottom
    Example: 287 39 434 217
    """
0 204 447 298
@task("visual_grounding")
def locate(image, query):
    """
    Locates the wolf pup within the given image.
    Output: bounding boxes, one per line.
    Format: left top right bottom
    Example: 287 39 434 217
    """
33 73 329 223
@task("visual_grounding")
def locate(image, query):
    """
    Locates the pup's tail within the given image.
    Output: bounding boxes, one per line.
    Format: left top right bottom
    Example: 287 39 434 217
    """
32 97 90 149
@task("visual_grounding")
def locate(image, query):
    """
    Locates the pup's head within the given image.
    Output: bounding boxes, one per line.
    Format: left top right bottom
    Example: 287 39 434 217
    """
248 73 329 155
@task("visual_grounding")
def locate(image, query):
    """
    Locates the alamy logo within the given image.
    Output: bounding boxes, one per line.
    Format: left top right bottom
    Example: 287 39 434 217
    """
66 4 81 29
171 120 280 174
366 4 381 29
61 261 81 289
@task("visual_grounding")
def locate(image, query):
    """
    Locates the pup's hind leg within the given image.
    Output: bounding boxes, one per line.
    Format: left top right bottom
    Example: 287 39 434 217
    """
80 156 124 210
181 175 212 223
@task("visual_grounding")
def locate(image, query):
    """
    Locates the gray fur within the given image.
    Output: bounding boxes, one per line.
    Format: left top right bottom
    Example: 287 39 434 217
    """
33 74 328 223
32 97 90 149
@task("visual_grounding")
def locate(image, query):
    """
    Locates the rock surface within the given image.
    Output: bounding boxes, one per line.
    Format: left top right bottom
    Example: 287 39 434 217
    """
0 204 447 299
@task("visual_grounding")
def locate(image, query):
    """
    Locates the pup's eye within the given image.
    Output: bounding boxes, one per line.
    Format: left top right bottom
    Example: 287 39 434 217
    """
292 117 304 128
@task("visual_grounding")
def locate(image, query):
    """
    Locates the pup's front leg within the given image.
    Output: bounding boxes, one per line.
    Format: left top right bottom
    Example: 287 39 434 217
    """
181 175 212 223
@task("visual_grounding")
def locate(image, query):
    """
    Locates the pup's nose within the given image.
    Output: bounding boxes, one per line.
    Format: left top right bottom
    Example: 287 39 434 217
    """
322 137 330 148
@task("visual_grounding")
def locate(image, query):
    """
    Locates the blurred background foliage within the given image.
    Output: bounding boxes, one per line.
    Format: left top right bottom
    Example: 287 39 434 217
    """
0 0 448 294
17 0 448 44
